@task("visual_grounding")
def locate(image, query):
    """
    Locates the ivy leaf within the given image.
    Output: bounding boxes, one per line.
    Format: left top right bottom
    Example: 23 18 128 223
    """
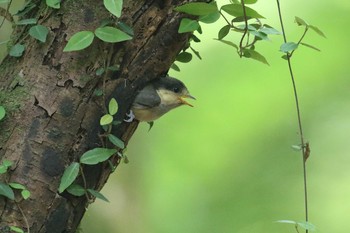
295 16 308 26
0 106 5 120
175 2 218 16
95 26 132 43
108 98 118 115
218 25 231 40
199 11 221 24
260 26 281 35
178 18 200 33
67 184 85 197
280 42 298 53
0 182 15 200
176 52 192 63
107 134 125 149
309 25 326 38
221 4 264 18
80 148 117 165
16 18 37 25
58 162 80 193
29 25 49 42
100 114 113 125
170 63 180 72
87 189 109 202
21 190 31 200
46 0 60 9
243 49 269 65
9 44 25 57
103 0 123 18
63 31 94 52
9 183 26 190
300 42 320 52
9 226 24 233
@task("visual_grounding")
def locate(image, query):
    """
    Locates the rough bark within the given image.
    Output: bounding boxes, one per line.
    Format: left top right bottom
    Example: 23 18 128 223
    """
0 0 196 232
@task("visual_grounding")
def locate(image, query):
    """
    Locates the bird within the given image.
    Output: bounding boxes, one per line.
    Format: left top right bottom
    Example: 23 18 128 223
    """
125 76 195 122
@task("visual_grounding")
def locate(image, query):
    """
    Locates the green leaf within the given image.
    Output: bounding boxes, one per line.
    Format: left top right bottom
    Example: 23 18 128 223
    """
178 18 200 33
3 160 12 167
46 0 60 9
29 25 49 42
67 184 86 196
175 2 218 16
0 182 15 200
9 44 25 57
58 162 80 193
63 31 94 52
309 25 326 38
276 220 297 224
100 114 113 125
117 21 134 36
21 190 30 200
300 42 320 52
221 4 264 18
108 98 118 115
107 134 125 149
16 18 37 25
0 106 5 120
244 0 258 4
218 25 231 40
9 226 24 233
260 26 281 35
297 221 316 231
190 46 202 60
291 145 302 151
214 39 238 50
199 11 221 24
148 121 154 132
170 63 180 72
295 16 308 26
0 0 11 4
9 183 26 190
80 148 117 165
87 189 109 202
103 0 123 18
0 160 12 173
95 26 132 43
95 68 105 76
176 52 192 63
280 42 298 53
243 49 269 65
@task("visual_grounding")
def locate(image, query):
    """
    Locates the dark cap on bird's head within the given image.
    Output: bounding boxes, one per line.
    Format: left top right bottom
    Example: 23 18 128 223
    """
131 76 195 122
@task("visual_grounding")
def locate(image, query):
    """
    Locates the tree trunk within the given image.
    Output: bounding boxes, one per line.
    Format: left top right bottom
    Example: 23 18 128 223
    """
0 0 195 232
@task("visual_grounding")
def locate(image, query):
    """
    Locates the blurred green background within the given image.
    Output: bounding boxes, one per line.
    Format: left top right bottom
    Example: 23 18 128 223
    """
1 0 349 232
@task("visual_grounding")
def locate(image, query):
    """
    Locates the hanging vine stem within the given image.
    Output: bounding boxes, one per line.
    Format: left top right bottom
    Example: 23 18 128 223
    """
239 0 249 57
276 1 309 232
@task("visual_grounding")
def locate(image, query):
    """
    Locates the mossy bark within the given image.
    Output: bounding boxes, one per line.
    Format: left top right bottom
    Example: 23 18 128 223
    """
0 0 197 232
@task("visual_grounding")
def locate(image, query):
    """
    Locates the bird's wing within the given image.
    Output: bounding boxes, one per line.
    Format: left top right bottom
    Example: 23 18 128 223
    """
132 85 161 109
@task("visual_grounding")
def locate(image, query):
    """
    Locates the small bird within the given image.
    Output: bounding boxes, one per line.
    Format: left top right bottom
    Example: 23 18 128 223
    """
126 76 195 122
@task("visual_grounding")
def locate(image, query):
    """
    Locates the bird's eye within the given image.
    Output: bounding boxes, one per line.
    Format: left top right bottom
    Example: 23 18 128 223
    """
173 87 180 93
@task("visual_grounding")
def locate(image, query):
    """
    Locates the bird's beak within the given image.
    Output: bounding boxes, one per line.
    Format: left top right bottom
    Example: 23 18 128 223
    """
179 94 196 107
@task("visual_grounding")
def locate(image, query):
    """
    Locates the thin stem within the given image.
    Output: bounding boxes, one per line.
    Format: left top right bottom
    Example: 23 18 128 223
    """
290 27 309 57
276 0 309 232
239 0 249 56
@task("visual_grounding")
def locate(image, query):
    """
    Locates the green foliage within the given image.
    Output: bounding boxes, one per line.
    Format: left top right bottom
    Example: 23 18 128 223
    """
46 0 60 9
243 49 269 65
16 18 37 25
175 2 218 16
218 25 230 40
0 0 11 3
95 26 132 43
87 189 109 202
107 134 125 149
103 0 123 18
63 31 94 52
100 114 113 125
80 148 117 165
67 184 85 196
0 183 14 200
9 44 25 57
29 25 49 43
280 42 298 53
108 98 118 115
277 220 317 232
221 4 264 18
58 162 80 193
176 52 192 63
0 106 5 121
9 226 24 233
178 18 200 33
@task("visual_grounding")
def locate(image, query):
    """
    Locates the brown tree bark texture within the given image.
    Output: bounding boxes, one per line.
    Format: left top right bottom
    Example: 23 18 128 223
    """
0 0 197 232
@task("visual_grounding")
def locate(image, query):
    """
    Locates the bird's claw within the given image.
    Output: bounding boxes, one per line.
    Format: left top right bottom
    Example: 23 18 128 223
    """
124 110 135 122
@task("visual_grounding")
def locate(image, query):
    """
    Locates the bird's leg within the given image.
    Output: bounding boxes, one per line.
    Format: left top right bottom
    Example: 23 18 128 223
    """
124 110 135 122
